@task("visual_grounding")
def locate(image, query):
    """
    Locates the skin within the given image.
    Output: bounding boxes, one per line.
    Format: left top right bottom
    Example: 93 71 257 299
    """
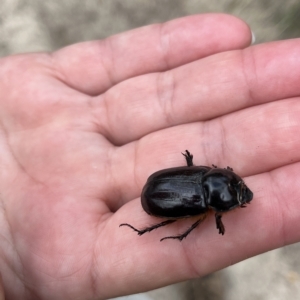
0 13 300 300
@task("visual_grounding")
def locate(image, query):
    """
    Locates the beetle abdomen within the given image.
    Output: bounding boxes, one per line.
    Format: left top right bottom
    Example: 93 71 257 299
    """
141 166 209 218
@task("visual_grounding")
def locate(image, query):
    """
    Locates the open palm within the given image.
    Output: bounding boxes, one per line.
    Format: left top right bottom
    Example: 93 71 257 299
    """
1 14 300 300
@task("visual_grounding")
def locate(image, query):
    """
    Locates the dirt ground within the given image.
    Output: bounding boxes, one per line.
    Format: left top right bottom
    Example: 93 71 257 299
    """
1 1 300 300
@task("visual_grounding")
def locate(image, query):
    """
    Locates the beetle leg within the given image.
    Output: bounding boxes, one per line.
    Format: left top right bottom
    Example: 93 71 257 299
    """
215 213 225 235
182 150 194 167
212 164 218 168
120 220 176 236
160 215 207 242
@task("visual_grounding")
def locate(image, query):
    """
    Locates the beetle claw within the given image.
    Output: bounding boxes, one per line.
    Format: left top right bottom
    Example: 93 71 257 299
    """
120 220 177 236
160 234 186 242
160 218 204 242
215 213 225 235
182 150 194 167
119 223 142 234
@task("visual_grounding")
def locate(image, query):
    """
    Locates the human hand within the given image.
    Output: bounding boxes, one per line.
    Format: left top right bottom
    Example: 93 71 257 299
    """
1 14 300 299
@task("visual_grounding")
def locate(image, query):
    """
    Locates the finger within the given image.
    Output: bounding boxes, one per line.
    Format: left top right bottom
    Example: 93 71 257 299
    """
0 273 4 300
109 97 300 205
52 14 251 95
95 38 300 145
100 163 300 298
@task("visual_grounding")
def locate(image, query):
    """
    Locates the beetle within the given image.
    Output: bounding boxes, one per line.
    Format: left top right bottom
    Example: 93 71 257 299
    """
120 150 253 241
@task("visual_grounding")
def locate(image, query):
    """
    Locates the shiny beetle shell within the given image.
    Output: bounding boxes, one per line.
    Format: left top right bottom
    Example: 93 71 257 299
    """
120 150 253 241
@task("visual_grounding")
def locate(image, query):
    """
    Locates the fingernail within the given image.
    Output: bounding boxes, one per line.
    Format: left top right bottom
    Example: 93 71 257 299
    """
251 30 256 45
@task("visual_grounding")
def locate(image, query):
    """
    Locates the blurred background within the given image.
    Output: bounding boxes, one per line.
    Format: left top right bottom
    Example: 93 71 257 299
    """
1 0 300 56
0 1 300 299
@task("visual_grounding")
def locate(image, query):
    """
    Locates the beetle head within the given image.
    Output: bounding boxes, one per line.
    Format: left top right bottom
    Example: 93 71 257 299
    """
202 168 253 212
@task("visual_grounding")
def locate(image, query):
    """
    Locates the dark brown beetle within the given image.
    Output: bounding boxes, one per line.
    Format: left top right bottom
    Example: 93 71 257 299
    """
120 150 253 241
